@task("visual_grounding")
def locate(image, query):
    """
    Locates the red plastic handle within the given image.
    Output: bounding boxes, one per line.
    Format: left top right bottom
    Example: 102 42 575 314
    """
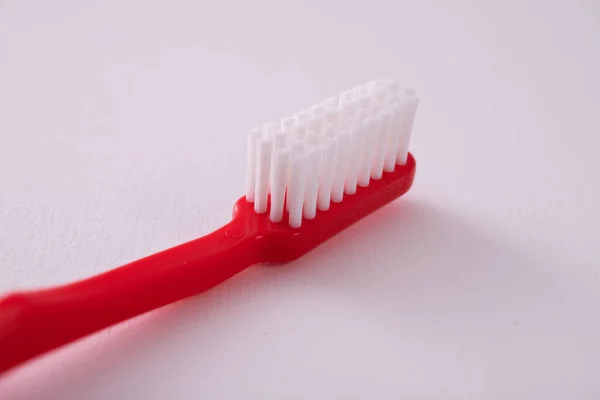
0 219 266 374
0 153 416 374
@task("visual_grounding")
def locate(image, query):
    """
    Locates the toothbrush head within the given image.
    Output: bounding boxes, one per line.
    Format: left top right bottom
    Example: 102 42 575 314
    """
238 79 419 262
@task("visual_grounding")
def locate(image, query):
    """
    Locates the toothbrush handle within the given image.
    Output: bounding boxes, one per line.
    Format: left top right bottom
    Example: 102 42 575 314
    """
0 219 261 374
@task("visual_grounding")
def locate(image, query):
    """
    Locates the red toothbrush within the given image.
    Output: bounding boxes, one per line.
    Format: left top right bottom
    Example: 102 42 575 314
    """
0 79 419 374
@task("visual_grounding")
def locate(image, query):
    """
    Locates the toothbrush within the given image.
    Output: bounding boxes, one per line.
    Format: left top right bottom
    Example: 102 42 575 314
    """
0 79 419 374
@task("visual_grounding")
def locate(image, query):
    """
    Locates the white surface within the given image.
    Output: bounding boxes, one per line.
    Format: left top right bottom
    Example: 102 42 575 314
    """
1 0 599 398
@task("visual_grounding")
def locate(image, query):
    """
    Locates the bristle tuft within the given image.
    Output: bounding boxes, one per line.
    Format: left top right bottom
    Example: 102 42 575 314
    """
245 78 419 227
254 137 273 213
269 148 290 223
245 128 262 202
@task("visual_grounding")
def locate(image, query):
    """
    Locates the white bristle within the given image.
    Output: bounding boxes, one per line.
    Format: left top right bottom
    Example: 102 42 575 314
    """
358 108 370 124
269 148 290 223
245 128 262 202
273 130 287 150
325 109 339 128
303 147 322 219
344 125 364 195
288 152 307 228
396 94 420 165
317 138 336 211
254 137 273 213
323 97 339 111
388 92 402 106
308 116 323 136
357 94 371 110
385 81 401 105
281 116 295 133
307 132 321 147
383 103 403 172
357 117 377 187
353 85 368 100
310 105 326 136
263 121 279 137
340 90 353 104
295 110 310 125
371 81 387 104
331 131 351 203
286 141 304 212
292 123 307 142
290 141 305 159
374 90 386 105
324 124 336 139
371 109 392 179
246 79 418 227
341 100 357 120
366 80 378 91
346 116 358 132
310 104 326 118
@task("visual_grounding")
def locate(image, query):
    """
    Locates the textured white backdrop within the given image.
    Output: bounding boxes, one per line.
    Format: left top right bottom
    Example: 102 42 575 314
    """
1 0 599 399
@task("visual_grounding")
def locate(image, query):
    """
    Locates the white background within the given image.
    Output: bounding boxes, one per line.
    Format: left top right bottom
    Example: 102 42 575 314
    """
1 0 599 399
